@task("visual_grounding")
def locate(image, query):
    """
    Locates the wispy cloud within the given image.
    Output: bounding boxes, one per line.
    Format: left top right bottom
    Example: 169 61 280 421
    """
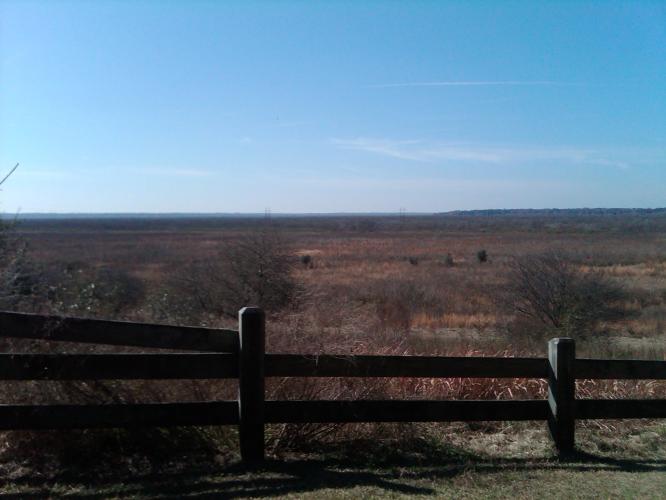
288 175 566 191
367 80 583 89
331 137 632 169
330 138 429 162
138 167 214 177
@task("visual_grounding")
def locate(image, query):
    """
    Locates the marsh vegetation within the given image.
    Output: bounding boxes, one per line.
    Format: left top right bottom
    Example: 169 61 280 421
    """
2 211 666 487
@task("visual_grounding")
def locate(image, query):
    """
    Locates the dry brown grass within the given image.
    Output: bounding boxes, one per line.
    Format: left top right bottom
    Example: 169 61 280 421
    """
3 215 666 467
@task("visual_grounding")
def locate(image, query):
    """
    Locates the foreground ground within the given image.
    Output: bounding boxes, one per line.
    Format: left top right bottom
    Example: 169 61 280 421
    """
5 458 665 499
2 423 666 498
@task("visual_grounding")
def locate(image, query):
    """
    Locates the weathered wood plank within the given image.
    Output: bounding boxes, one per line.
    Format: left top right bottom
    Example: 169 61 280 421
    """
238 307 265 463
264 399 549 423
0 353 238 380
576 399 666 419
548 338 576 453
0 311 239 352
265 354 548 379
0 401 239 430
575 359 666 380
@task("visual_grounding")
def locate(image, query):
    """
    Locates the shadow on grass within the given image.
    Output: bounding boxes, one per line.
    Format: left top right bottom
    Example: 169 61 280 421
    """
3 439 666 498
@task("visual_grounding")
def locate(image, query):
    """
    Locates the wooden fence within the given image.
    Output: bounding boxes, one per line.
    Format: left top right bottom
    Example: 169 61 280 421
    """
1 307 665 463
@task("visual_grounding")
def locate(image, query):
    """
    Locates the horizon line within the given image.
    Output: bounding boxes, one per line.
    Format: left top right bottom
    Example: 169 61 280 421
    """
4 207 666 219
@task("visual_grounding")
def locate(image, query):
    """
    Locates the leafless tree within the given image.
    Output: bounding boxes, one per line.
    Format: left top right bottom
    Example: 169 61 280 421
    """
504 251 627 336
0 163 40 310
167 224 298 322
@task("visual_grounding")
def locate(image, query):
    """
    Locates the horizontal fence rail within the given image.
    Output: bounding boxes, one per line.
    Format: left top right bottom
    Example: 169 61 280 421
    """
0 311 239 353
0 402 239 430
0 400 550 430
3 353 665 382
576 399 666 419
0 353 238 380
265 354 549 378
264 400 549 423
0 309 666 463
575 358 666 380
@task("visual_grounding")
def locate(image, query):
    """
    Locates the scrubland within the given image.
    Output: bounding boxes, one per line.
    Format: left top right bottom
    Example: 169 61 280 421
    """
2 212 666 497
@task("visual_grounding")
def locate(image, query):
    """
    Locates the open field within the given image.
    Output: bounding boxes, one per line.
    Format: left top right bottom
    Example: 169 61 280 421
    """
3 211 666 497
15 212 666 357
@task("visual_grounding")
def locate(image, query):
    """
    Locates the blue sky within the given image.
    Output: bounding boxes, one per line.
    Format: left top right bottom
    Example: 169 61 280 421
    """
1 1 665 213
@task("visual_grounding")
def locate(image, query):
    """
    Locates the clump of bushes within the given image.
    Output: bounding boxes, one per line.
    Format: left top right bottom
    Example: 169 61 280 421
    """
477 249 488 263
444 253 455 267
300 254 313 268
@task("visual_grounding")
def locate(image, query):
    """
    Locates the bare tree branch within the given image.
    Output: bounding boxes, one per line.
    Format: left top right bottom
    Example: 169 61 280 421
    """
0 163 19 188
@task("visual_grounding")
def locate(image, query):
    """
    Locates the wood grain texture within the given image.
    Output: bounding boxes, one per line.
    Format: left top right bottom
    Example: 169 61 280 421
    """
0 311 238 352
548 337 576 453
238 307 265 463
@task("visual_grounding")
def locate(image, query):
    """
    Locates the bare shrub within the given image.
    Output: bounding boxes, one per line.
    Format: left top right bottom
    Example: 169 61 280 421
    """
0 220 42 311
504 251 628 337
300 254 313 267
351 219 378 232
476 249 488 263
372 280 442 333
46 264 145 318
167 225 298 323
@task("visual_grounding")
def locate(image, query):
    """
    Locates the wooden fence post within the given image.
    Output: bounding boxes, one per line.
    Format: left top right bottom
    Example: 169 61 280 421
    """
238 307 265 464
548 337 576 454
